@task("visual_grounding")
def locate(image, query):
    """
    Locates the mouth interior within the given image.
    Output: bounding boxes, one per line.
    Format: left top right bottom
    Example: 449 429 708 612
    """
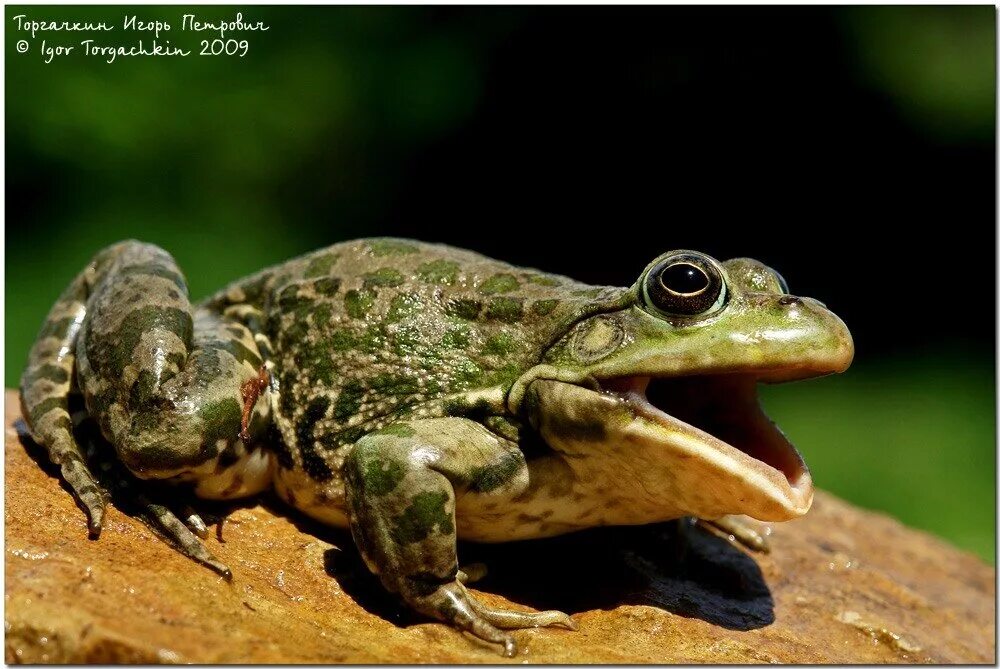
601 374 809 488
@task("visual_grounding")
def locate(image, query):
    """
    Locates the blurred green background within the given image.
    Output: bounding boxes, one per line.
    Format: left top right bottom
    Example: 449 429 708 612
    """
7 6 995 561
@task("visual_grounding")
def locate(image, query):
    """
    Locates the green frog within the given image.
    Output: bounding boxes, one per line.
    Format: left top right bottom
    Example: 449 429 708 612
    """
20 239 853 655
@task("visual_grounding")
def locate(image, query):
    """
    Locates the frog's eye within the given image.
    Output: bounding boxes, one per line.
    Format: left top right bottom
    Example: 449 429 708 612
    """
643 253 726 317
774 270 790 295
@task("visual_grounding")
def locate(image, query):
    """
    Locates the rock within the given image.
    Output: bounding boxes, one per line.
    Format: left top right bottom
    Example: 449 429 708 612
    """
4 389 994 663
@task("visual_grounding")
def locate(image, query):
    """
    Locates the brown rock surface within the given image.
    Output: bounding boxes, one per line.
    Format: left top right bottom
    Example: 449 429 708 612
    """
4 389 995 663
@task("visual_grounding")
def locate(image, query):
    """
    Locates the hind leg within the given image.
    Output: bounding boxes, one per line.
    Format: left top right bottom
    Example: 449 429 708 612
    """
21 269 106 535
21 241 271 571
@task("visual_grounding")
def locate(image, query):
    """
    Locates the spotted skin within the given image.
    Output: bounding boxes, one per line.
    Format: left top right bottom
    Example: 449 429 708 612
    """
20 238 854 656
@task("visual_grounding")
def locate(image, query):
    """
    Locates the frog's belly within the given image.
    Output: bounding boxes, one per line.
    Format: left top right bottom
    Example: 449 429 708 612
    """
268 454 687 542
183 449 275 500
455 497 593 542
272 465 352 529
454 455 689 542
454 494 685 543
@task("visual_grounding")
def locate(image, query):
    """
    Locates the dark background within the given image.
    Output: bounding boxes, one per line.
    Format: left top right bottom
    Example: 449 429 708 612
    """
6 6 995 560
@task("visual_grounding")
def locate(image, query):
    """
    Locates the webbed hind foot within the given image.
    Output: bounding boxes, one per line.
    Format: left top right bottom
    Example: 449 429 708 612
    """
139 493 231 579
404 579 575 657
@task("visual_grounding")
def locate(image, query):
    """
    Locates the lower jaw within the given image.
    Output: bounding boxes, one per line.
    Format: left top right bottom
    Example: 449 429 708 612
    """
600 374 814 520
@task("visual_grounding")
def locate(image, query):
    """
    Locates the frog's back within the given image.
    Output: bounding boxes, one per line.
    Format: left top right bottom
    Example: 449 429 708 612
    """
213 238 620 524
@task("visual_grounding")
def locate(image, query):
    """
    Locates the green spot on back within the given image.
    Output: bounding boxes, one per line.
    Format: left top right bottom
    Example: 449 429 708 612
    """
485 297 524 323
530 299 560 317
483 332 518 355
333 380 365 421
385 293 421 324
371 373 420 396
344 289 376 319
445 298 482 320
304 253 340 278
312 303 333 326
279 314 311 348
357 323 388 353
527 275 561 287
363 268 404 288
367 239 418 256
313 277 342 296
417 259 460 285
330 329 358 351
479 273 520 295
293 340 337 385
238 274 270 304
451 359 484 388
339 425 366 444
392 324 423 356
441 324 470 349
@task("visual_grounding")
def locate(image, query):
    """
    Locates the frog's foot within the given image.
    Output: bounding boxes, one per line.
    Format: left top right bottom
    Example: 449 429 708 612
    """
182 505 209 539
464 585 577 631
61 452 108 537
403 579 575 657
18 402 107 537
695 515 772 553
139 494 232 579
457 562 488 584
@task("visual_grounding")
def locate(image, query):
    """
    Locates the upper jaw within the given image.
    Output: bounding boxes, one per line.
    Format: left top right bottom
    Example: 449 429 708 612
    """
581 295 855 385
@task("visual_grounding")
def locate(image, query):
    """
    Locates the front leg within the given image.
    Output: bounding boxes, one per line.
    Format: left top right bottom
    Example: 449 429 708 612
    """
343 418 576 656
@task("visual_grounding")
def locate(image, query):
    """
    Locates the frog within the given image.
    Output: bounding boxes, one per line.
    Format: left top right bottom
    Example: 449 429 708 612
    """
20 238 853 656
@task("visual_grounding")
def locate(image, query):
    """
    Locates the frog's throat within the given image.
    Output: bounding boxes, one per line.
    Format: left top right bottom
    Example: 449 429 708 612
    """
524 374 815 523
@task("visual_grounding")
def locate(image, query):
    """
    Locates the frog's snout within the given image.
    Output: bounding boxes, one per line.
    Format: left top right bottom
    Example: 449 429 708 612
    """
798 295 854 374
744 292 854 382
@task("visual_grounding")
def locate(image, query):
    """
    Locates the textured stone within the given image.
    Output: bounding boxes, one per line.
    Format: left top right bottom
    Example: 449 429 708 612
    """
4 389 994 663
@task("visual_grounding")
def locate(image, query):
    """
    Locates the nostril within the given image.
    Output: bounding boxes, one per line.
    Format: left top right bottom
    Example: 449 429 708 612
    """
778 296 801 306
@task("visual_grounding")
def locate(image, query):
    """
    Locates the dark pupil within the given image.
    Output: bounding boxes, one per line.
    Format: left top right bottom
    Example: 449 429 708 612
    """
660 263 708 295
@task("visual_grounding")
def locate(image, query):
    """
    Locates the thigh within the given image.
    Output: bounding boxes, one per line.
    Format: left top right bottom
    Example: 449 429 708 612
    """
75 241 269 482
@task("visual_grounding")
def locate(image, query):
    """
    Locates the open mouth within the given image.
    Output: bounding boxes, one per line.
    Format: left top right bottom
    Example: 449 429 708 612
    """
600 374 813 517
